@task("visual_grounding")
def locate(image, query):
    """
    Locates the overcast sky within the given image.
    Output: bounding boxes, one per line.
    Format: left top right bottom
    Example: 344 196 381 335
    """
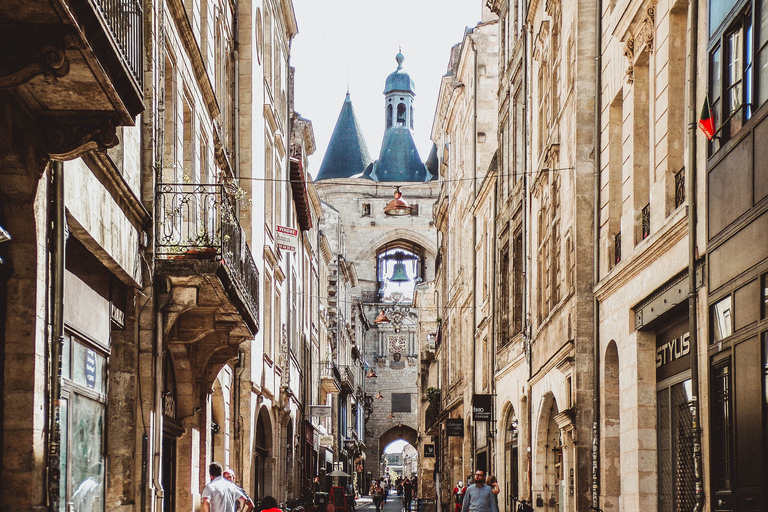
291 1 483 179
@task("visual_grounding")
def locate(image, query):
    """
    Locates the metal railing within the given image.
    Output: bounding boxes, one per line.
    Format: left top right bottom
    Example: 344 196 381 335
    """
614 231 622 265
343 365 356 390
94 0 144 87
320 360 341 383
675 168 685 208
641 203 651 240
156 183 259 321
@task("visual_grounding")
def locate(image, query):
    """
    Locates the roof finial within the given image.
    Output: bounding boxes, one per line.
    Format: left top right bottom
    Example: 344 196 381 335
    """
395 50 404 70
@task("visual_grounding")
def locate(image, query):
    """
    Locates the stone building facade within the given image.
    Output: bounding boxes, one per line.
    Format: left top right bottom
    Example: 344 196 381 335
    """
314 52 440 493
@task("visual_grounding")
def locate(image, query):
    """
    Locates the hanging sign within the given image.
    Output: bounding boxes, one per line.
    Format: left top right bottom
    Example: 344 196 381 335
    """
446 418 464 437
472 394 493 421
275 225 299 252
424 444 435 457
319 435 334 447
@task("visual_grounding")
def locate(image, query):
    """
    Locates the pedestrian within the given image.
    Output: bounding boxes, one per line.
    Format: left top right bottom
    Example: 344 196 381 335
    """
485 475 500 512
223 468 255 512
261 496 282 512
202 462 247 512
460 470 497 512
403 477 414 512
453 481 464 512
313 476 322 506
370 480 385 512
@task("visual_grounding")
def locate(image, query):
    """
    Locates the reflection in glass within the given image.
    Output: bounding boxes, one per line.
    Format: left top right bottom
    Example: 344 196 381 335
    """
712 296 733 342
70 394 105 512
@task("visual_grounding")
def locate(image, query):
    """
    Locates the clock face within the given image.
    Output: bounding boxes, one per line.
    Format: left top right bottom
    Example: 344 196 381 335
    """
388 335 406 353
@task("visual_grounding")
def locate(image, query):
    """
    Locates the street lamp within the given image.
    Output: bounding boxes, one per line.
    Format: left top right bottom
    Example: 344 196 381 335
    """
383 186 412 216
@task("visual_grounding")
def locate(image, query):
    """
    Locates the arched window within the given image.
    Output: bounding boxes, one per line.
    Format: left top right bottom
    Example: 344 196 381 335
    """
505 409 519 508
387 104 393 129
376 242 423 301
397 103 406 125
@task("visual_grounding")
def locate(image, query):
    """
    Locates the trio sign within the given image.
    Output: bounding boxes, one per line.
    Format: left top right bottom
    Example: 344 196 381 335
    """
472 394 493 421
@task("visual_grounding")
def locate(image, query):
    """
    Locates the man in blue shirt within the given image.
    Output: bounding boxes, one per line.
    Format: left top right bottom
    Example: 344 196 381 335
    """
460 470 498 512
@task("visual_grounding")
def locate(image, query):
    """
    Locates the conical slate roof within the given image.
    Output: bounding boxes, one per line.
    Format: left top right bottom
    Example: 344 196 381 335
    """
315 93 372 181
363 126 432 182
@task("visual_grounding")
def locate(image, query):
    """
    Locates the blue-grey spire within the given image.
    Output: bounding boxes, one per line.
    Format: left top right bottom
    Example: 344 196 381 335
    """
315 93 373 181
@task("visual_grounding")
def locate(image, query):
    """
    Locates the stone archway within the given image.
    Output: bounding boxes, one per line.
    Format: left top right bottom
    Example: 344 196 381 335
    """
253 406 274 500
379 424 418 455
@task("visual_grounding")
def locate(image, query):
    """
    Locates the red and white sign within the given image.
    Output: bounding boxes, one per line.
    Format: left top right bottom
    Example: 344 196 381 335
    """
275 225 298 252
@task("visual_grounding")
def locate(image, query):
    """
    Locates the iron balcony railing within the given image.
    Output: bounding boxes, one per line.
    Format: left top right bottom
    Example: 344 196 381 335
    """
675 167 685 208
320 360 342 383
156 183 259 322
94 0 144 88
342 365 356 391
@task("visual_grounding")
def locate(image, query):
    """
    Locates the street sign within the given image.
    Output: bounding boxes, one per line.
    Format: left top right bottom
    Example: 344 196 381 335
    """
424 444 435 457
472 394 493 421
446 418 464 437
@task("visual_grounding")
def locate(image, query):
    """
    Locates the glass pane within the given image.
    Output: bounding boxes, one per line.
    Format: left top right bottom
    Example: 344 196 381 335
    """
671 380 695 510
60 397 68 512
61 334 71 381
747 22 754 118
712 46 723 102
70 394 105 512
657 387 672 512
726 29 744 114
71 341 106 394
762 0 768 45
712 296 733 342
711 364 732 489
710 0 740 37
759 46 768 105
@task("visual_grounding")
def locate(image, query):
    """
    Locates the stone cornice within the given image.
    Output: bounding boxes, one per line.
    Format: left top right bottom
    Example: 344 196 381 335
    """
595 207 688 301
82 151 151 227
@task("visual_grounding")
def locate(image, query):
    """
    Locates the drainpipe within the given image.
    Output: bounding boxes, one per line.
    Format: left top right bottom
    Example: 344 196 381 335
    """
47 160 66 512
154 308 165 511
490 176 498 478
591 0 603 508
233 1 240 182
685 0 703 510
524 20 533 504
470 34 478 473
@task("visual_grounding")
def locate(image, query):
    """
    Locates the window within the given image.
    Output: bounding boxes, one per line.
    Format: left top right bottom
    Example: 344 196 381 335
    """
387 105 393 129
711 361 733 491
397 103 406 125
409 204 419 216
712 295 734 342
707 0 768 150
59 332 108 512
362 203 371 217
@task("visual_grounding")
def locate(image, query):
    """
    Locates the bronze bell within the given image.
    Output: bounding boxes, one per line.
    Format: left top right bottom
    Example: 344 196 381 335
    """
389 262 410 282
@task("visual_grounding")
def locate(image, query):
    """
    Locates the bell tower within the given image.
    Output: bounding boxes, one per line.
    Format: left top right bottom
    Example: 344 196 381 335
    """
384 52 416 131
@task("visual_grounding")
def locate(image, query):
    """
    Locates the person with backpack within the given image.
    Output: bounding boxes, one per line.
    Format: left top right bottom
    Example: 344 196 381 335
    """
453 481 464 512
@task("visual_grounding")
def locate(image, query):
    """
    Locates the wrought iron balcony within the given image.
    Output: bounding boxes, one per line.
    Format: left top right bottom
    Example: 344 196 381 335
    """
156 183 259 333
675 168 685 208
320 360 342 395
341 365 356 393
0 0 144 154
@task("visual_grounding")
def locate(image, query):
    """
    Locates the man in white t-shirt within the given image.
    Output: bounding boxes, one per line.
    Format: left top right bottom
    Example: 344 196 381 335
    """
202 462 247 512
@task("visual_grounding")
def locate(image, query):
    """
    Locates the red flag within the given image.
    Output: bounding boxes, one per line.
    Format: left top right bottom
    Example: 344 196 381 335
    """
699 96 715 140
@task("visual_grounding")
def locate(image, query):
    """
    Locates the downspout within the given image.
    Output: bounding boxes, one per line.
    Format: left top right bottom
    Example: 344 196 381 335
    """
154 308 165 511
524 20 533 504
470 34 478 473
685 0 703 510
47 160 66 511
591 0 603 508
489 177 498 478
233 0 240 182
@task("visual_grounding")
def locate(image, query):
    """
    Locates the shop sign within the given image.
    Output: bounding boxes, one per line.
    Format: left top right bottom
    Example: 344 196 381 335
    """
344 439 356 452
656 332 690 368
319 435 334 447
110 302 125 329
424 444 435 457
446 418 464 437
310 405 332 417
275 225 298 252
472 394 493 421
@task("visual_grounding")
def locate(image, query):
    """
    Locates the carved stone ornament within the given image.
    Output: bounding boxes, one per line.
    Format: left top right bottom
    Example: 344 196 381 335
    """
42 118 119 161
637 3 656 53
0 38 70 89
624 37 635 84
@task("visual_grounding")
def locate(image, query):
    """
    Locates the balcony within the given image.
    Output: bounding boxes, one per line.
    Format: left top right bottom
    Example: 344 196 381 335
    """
156 183 260 334
320 360 342 395
1 0 144 156
340 365 356 393
424 390 441 435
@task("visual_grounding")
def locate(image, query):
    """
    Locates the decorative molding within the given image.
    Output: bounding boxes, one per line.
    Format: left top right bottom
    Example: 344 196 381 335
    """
42 117 119 160
0 42 69 89
638 3 656 54
624 37 635 84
